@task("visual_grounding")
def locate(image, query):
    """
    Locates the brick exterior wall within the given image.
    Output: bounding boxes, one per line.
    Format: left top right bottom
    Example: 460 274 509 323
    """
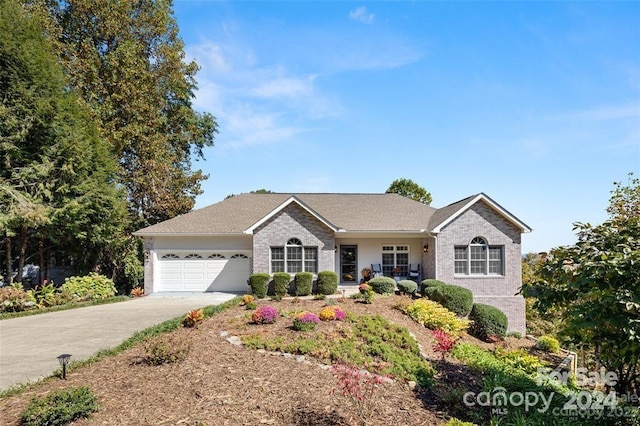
253 204 335 274
435 201 526 334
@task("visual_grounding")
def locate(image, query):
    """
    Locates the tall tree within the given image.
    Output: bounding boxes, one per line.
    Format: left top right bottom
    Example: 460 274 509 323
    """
1 0 126 282
386 178 432 205
29 0 218 228
528 175 640 394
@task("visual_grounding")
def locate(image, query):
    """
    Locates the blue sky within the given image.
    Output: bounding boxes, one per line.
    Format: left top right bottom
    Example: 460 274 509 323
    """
172 1 640 254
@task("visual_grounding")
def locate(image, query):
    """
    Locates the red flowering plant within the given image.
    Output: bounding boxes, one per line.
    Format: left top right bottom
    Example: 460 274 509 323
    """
330 362 389 423
251 305 279 324
432 329 459 361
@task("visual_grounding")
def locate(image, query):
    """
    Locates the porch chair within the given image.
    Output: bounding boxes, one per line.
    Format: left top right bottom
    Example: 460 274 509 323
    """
408 264 421 283
371 263 382 278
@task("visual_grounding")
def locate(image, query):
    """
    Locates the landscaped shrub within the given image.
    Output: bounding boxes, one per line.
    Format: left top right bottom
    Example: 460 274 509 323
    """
273 272 291 299
252 305 279 324
535 335 560 353
293 312 320 331
396 280 418 296
249 273 270 299
0 284 36 312
144 334 191 365
20 386 99 426
242 294 254 305
294 272 313 296
130 287 144 297
404 299 470 336
316 271 338 295
432 329 459 361
468 303 508 341
61 273 116 301
369 276 396 295
332 306 346 321
420 279 447 293
427 285 473 317
33 282 58 307
494 347 545 374
444 418 475 426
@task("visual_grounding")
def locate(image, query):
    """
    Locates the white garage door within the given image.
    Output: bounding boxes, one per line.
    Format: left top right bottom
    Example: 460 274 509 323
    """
158 252 251 292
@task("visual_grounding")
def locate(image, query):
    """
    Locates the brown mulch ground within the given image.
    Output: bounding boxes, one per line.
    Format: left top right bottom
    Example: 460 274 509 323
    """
0 295 562 426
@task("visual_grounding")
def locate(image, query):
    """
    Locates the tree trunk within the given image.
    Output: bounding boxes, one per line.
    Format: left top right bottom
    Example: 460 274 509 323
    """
16 226 27 284
4 233 12 284
38 236 44 285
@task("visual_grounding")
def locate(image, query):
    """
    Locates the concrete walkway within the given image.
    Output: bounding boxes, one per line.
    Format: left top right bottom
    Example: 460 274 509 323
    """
0 292 236 391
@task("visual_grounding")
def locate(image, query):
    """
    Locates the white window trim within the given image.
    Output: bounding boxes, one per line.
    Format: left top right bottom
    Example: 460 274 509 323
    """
381 245 410 277
454 238 504 277
270 239 318 274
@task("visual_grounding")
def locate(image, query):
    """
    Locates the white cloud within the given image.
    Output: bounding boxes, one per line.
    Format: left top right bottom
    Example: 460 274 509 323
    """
349 6 375 24
251 75 316 99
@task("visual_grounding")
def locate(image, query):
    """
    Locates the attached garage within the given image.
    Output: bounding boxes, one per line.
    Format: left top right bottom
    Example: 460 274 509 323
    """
157 251 251 292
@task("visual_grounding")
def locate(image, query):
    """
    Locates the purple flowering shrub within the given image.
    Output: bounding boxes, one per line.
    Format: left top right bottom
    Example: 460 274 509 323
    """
251 305 279 324
293 311 321 331
333 307 346 321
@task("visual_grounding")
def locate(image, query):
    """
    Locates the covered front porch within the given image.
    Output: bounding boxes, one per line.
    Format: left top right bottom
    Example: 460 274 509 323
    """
334 235 433 285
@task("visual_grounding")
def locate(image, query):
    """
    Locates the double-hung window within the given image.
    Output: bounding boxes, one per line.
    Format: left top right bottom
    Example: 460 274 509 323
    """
271 238 318 274
381 245 409 276
454 237 503 276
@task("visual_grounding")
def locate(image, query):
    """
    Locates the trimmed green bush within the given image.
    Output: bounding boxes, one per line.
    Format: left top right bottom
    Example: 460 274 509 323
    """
316 271 338 295
249 273 270 299
469 303 508 341
420 279 447 294
273 272 291 298
405 299 471 336
428 285 473 317
294 272 313 296
61 273 116 301
20 386 99 426
535 335 560 353
396 280 418 295
369 276 396 295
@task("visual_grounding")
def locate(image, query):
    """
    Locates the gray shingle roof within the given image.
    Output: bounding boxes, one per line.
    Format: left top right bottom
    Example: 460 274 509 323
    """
133 192 530 236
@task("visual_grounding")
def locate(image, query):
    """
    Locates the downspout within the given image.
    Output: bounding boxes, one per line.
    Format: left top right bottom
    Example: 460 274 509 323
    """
433 234 438 280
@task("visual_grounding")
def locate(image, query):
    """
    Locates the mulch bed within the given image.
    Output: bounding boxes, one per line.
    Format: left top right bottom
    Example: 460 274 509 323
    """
0 295 561 425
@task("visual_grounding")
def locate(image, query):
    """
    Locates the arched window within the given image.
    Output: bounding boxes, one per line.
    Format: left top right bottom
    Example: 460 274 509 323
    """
454 237 503 276
270 238 318 274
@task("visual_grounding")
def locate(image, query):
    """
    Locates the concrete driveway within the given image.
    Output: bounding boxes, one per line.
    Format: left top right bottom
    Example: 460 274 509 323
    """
0 292 236 391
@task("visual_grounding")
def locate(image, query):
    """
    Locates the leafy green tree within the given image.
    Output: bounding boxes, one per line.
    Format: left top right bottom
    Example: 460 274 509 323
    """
30 0 218 228
1 0 126 283
529 174 640 394
386 178 432 205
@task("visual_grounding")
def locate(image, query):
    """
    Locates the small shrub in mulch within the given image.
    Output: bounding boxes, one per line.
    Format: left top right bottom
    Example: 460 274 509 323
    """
397 279 418 296
294 272 313 296
20 386 99 426
249 273 270 299
405 299 470 336
273 272 291 298
369 276 396 295
468 303 508 341
535 335 560 353
427 284 473 317
143 334 191 365
318 306 346 321
316 271 338 295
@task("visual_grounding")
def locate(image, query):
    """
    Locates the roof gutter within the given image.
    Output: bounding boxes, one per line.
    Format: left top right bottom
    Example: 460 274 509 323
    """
132 232 250 237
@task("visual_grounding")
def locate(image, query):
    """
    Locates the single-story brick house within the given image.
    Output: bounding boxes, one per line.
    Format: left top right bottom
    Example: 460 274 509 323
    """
134 192 531 333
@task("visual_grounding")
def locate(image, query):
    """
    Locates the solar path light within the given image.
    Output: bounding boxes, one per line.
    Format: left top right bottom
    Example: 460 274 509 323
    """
57 353 71 380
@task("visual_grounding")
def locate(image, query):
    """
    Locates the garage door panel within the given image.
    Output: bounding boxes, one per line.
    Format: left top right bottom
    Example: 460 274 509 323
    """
158 252 250 292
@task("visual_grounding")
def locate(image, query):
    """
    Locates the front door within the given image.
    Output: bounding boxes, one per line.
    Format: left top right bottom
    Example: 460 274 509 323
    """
340 245 358 283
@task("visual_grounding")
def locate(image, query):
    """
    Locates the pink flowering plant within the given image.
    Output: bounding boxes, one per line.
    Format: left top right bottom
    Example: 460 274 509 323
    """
251 305 279 324
332 306 346 321
293 311 321 331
